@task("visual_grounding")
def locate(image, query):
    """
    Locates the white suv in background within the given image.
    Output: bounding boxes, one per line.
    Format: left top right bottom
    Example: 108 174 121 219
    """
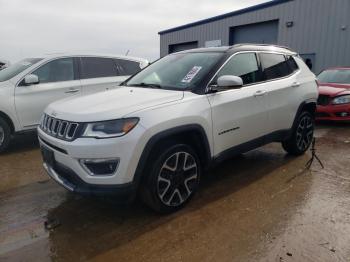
0 53 148 152
0 59 10 70
38 45 318 213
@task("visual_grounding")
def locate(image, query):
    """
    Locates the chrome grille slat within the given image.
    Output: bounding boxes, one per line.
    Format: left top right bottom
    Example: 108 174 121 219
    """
43 115 48 129
52 119 59 135
49 119 54 133
56 121 62 135
58 121 68 137
40 114 79 141
43 115 48 130
47 117 52 132
66 123 78 139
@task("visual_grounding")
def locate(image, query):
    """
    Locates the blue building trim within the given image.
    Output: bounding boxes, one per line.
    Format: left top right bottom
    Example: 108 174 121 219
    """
158 0 293 35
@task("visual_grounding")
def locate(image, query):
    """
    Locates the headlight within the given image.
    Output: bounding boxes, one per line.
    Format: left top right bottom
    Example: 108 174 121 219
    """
82 118 139 138
332 95 350 105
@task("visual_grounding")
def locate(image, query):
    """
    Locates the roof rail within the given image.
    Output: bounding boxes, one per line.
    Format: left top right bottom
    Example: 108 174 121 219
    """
230 43 294 51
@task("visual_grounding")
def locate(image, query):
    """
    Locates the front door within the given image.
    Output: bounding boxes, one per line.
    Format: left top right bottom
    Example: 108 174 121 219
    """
207 52 270 156
15 57 81 129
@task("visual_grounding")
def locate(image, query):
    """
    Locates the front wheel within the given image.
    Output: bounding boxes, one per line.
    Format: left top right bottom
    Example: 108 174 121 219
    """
141 144 201 213
0 118 11 153
282 111 315 156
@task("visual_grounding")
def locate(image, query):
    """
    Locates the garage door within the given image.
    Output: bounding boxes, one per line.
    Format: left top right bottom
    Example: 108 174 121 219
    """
230 20 279 45
169 41 198 54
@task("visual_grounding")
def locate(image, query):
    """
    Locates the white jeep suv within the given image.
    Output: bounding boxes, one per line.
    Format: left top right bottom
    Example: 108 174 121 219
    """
38 45 318 213
0 53 148 152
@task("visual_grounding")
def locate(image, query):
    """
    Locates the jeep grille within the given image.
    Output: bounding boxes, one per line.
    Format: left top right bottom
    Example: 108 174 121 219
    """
40 114 80 141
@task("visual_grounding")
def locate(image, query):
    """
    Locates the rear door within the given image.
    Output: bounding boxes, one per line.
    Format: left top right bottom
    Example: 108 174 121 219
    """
15 57 81 129
258 53 300 132
207 52 270 156
79 57 126 95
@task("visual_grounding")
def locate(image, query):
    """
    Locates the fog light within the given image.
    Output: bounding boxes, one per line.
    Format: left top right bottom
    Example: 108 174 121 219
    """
336 112 349 117
80 159 119 176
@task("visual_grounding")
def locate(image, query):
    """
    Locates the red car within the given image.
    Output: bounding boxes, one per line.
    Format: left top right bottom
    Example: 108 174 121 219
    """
316 67 350 121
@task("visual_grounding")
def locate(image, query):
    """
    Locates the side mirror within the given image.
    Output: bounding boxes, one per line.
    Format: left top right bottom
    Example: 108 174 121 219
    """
210 75 243 92
24 74 39 86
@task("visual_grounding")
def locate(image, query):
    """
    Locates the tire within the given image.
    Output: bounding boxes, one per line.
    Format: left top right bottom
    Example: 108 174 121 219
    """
140 143 201 213
0 117 11 153
282 111 315 156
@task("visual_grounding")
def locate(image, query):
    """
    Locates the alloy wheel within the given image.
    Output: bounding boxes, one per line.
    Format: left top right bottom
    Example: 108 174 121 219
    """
296 115 314 151
157 151 198 207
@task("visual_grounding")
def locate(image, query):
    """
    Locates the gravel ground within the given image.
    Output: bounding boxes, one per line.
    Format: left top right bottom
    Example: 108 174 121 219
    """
0 124 349 262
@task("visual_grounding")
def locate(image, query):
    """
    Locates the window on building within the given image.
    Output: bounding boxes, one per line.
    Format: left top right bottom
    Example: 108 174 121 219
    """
80 57 119 79
213 53 261 85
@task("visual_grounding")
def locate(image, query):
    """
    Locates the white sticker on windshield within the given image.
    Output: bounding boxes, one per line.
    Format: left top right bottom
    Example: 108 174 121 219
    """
181 66 202 83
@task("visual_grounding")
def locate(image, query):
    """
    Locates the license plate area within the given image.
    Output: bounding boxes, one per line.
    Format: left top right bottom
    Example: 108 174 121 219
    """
41 146 55 167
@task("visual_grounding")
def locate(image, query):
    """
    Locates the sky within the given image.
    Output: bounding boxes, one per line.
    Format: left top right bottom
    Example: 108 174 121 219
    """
0 0 267 63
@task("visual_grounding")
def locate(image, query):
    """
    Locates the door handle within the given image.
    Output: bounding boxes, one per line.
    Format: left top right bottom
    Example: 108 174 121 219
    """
291 82 301 88
65 88 80 94
254 90 267 97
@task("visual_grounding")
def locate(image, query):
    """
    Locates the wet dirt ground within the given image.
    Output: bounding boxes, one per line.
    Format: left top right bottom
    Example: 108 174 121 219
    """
0 124 349 262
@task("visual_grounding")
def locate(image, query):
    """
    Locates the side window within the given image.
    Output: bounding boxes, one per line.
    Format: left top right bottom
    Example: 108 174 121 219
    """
213 53 261 85
286 55 299 74
115 59 141 76
80 57 119 79
260 53 291 80
33 58 74 83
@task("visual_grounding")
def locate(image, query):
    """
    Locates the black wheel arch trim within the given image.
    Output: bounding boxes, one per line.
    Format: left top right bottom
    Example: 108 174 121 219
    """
287 99 316 140
133 124 211 187
0 111 15 134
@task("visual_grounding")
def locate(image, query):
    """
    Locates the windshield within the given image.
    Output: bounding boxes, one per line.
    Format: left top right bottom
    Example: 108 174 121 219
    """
318 69 350 84
126 52 223 90
0 58 42 82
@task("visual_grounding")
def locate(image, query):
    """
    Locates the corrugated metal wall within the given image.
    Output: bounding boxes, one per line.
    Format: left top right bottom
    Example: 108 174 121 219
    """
159 0 350 73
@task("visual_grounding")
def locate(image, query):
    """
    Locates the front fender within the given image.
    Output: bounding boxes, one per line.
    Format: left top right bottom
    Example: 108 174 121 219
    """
0 83 21 132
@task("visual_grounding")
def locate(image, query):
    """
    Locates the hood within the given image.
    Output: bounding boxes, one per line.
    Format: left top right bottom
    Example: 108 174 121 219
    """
318 85 350 97
46 87 184 122
319 82 350 89
0 80 11 89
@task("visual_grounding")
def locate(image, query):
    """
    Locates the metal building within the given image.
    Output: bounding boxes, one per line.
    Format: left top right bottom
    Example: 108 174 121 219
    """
159 0 350 73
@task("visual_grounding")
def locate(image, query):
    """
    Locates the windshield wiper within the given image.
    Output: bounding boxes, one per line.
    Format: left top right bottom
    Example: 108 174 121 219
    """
131 82 162 89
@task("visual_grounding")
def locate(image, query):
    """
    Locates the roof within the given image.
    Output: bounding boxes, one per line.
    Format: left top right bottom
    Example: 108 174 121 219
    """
40 52 149 63
158 0 293 35
176 44 297 55
176 46 230 53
